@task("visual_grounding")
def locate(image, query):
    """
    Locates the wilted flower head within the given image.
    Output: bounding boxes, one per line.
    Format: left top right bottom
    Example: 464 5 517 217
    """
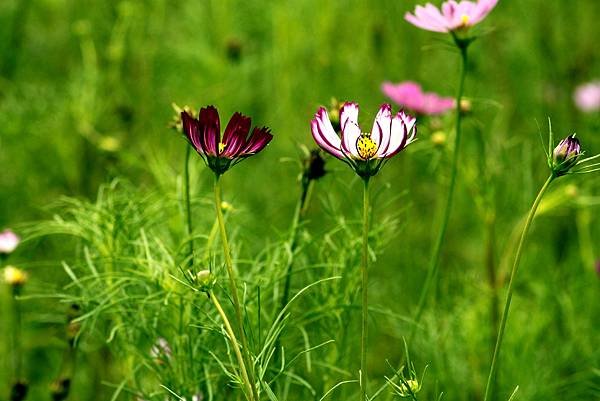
382 81 455 116
181 106 273 175
3 266 28 286
405 0 498 33
0 229 20 255
50 377 71 401
150 337 172 364
303 149 327 181
551 134 581 177
311 102 416 178
573 81 600 113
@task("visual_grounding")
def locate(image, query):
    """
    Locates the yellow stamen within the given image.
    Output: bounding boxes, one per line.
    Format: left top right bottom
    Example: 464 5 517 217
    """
461 14 470 26
356 134 378 160
218 142 226 154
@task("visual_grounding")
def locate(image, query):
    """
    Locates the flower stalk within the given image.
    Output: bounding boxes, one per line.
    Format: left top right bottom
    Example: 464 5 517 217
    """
360 177 371 401
209 290 255 401
483 174 554 401
412 41 468 329
213 175 259 401
184 144 194 268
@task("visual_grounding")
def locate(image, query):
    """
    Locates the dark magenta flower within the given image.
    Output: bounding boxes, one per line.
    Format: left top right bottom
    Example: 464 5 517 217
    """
181 106 273 175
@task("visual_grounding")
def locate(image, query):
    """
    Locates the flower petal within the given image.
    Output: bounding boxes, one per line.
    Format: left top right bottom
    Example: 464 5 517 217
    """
340 102 361 158
372 104 392 157
198 106 220 157
240 127 273 156
181 111 204 153
383 110 417 158
310 107 344 159
222 112 252 158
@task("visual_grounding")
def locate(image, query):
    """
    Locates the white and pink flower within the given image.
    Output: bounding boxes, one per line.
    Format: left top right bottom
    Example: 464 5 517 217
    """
311 103 416 177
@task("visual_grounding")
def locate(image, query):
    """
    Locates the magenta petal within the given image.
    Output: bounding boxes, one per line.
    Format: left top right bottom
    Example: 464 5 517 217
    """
222 112 252 158
240 127 273 155
181 111 203 153
198 106 220 157
310 108 344 159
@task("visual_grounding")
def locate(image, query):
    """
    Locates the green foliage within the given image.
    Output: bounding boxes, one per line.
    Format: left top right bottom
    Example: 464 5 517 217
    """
1 1 599 401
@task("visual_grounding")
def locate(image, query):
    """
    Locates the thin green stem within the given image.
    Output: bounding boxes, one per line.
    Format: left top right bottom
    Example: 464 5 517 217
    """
11 286 23 380
483 175 554 401
412 44 468 330
213 175 259 401
210 290 255 401
184 145 194 268
360 178 370 401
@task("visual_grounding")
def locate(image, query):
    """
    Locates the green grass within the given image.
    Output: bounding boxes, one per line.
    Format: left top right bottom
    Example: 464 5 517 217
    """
1 0 599 400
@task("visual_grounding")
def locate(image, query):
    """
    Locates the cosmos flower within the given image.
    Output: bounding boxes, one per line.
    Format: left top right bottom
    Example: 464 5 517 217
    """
181 106 273 175
0 229 20 255
311 102 416 178
551 135 581 177
405 0 499 33
573 81 600 113
382 81 455 115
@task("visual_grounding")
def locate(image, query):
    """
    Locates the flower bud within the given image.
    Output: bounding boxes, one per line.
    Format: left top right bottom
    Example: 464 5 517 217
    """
50 378 71 401
459 98 472 114
552 134 581 176
3 266 28 287
396 379 420 397
327 98 342 133
10 380 28 401
303 149 327 181
196 269 216 292
431 131 447 146
169 103 195 131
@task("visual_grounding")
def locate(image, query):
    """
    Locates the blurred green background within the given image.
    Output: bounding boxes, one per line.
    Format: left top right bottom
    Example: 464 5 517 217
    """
1 0 599 400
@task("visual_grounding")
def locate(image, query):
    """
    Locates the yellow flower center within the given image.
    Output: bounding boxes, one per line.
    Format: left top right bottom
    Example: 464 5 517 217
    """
356 134 378 160
218 142 226 154
460 14 470 26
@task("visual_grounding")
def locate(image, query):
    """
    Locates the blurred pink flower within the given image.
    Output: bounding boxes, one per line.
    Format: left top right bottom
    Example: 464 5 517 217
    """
382 81 455 115
405 0 498 33
0 229 20 255
574 81 600 113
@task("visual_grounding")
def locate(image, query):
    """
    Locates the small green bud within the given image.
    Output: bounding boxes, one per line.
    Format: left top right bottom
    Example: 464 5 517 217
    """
196 270 216 292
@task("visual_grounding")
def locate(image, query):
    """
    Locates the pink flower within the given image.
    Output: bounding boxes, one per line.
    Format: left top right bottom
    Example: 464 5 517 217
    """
405 0 499 33
574 81 600 113
382 81 455 115
0 230 20 255
311 103 416 178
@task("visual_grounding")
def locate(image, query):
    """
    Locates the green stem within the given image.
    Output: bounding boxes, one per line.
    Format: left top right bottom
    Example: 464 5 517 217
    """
210 290 255 401
483 175 554 401
360 178 370 401
213 175 259 401
412 44 468 330
11 286 23 380
184 145 194 268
